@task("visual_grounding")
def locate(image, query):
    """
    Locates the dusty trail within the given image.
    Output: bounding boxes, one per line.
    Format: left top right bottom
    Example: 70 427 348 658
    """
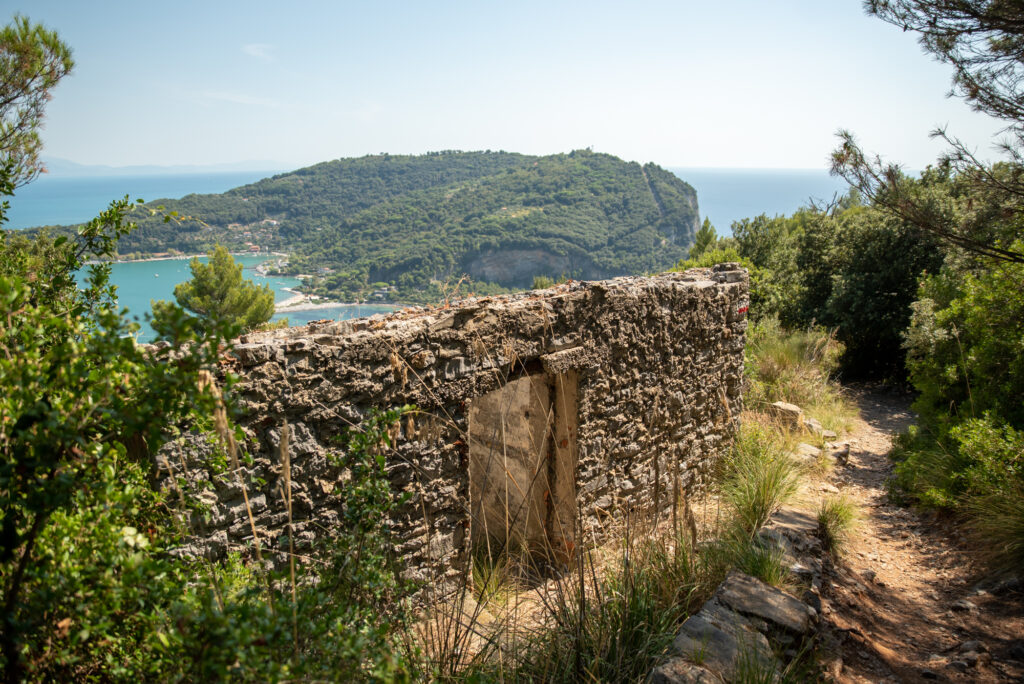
818 388 1024 683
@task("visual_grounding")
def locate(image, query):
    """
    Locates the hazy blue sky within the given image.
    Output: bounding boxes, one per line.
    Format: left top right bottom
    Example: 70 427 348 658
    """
11 0 1011 170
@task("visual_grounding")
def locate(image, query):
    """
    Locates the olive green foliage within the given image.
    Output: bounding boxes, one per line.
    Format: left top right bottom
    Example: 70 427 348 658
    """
728 188 943 378
151 244 275 334
531 274 556 289
673 244 743 270
675 189 941 379
0 217 415 677
1 15 415 674
891 415 1024 571
904 251 1024 431
35 150 700 303
815 201 943 376
732 210 807 323
892 248 1024 523
0 16 73 186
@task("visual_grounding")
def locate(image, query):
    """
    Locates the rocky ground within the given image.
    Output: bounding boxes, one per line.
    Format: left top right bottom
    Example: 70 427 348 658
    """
817 387 1024 683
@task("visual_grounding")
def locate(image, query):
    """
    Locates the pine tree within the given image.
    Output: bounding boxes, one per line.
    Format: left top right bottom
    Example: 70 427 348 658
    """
152 245 275 333
688 217 718 260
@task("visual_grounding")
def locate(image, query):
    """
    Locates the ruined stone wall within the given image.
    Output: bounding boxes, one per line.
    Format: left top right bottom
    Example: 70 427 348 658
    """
160 264 748 591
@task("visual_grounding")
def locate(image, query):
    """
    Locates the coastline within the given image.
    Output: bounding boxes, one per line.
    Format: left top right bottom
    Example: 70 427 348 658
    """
276 300 358 313
275 291 371 313
108 251 288 265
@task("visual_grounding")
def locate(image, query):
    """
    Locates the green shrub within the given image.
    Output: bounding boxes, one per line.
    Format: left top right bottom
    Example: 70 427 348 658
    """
815 205 944 378
949 417 1024 495
817 495 858 556
0 195 416 683
891 415 1024 510
889 426 961 508
905 248 1024 433
722 423 801 537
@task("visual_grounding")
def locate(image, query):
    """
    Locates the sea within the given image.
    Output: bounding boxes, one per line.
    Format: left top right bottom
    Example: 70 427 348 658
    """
98 256 395 343
668 167 852 233
4 166 853 342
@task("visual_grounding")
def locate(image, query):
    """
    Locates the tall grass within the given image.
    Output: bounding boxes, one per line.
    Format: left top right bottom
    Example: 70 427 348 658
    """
965 486 1024 575
732 539 792 589
504 530 705 683
722 422 802 536
433 420 804 682
732 640 817 684
817 495 858 556
746 317 857 434
408 320 839 681
891 418 1024 575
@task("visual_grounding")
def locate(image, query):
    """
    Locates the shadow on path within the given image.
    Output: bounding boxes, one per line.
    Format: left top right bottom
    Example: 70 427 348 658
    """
820 387 1024 683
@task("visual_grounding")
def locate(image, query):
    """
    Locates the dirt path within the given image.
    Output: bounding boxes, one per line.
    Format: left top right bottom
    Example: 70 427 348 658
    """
817 388 1024 683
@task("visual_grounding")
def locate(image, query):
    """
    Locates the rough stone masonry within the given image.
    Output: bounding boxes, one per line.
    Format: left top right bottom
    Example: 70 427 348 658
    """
158 264 749 593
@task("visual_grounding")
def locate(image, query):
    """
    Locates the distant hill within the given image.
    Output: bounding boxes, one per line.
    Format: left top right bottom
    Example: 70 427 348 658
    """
51 150 701 301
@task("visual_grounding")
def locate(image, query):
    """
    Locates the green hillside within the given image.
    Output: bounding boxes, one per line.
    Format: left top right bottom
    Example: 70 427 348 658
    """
105 150 700 300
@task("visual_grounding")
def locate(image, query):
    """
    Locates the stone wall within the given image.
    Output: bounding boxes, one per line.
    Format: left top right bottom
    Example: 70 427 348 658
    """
159 264 749 592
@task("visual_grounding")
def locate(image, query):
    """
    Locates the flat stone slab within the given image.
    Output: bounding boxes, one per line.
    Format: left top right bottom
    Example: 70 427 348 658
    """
647 658 722 683
671 600 775 680
716 571 814 635
764 506 819 538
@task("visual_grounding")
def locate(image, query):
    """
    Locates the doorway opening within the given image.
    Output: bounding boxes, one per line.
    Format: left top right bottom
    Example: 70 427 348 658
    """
468 370 578 576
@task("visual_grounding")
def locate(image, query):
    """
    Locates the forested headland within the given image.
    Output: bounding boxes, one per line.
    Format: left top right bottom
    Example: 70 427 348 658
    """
31 150 700 303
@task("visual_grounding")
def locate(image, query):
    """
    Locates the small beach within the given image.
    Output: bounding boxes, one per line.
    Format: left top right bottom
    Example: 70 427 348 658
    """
275 292 352 313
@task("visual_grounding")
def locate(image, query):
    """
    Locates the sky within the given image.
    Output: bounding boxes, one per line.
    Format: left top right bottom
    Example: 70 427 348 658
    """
9 0 1012 171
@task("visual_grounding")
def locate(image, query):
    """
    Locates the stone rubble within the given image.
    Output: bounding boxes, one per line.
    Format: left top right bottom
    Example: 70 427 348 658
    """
647 505 827 683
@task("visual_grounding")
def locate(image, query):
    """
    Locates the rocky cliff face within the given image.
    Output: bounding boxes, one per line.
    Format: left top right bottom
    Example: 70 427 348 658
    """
158 265 748 594
463 248 595 286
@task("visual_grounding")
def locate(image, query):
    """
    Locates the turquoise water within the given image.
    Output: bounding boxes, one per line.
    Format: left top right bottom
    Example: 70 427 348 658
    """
4 172 396 341
5 172 279 229
102 256 395 343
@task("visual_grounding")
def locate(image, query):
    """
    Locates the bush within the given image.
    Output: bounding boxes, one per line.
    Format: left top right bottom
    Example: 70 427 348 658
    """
0 169 416 678
905 249 1024 432
889 426 961 508
818 206 944 377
